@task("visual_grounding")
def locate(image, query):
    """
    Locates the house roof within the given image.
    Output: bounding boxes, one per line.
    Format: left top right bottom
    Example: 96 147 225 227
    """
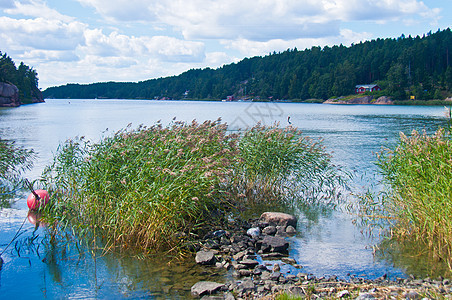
356 84 379 89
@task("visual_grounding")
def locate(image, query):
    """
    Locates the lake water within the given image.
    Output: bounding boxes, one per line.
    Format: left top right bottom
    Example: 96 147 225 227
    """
0 99 449 298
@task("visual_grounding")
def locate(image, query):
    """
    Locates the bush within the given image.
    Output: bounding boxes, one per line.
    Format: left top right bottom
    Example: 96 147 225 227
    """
40 120 345 253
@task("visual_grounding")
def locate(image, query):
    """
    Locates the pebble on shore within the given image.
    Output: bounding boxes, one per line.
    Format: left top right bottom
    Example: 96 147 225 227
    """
191 212 452 299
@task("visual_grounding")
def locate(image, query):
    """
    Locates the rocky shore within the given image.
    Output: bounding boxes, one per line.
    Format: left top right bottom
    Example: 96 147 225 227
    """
324 96 393 105
0 82 44 107
190 212 452 299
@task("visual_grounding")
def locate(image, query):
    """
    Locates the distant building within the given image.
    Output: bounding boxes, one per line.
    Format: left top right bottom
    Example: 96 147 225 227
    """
355 84 381 94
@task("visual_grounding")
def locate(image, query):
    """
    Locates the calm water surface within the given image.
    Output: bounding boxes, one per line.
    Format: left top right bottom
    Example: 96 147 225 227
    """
0 99 448 298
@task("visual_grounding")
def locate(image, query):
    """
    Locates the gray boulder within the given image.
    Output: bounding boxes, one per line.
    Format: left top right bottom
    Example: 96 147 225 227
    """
0 82 20 107
191 281 225 298
195 250 216 265
259 212 297 228
258 236 289 254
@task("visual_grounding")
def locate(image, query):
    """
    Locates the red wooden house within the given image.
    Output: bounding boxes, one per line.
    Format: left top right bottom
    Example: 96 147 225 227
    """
355 84 381 94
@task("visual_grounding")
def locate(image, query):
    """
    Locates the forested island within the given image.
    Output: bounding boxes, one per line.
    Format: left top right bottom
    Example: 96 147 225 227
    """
0 52 44 107
44 28 452 102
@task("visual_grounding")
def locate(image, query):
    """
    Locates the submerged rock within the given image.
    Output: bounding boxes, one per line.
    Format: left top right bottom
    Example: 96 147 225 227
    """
195 250 216 265
191 281 225 298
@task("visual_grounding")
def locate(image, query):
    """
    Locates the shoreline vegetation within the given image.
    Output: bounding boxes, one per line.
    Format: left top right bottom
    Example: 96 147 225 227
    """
374 126 452 268
39 120 346 254
0 137 34 205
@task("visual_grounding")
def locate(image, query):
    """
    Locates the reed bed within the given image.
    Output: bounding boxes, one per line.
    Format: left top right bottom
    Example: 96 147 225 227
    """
377 128 452 265
40 120 345 253
0 137 34 203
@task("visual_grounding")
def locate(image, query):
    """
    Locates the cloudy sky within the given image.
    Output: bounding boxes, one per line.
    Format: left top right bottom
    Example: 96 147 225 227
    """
1 0 451 89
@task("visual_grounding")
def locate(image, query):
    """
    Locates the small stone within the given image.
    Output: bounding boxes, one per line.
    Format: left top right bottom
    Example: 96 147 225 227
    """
272 263 280 272
236 279 255 292
259 236 289 254
191 281 225 298
355 293 375 300
200 296 224 300
404 291 420 299
231 261 246 270
262 226 277 235
233 251 246 261
270 271 281 281
336 290 350 298
285 225 296 235
195 251 216 265
246 227 260 237
241 259 259 268
297 273 308 280
261 271 272 280
260 252 284 259
281 257 297 265
275 225 287 236
224 293 235 300
239 269 253 277
212 230 227 238
253 268 262 276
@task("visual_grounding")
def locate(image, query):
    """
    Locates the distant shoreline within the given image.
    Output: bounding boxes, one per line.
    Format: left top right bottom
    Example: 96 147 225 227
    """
42 97 452 106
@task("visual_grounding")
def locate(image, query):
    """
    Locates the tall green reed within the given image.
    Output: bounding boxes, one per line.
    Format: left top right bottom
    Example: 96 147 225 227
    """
234 123 348 207
0 137 34 204
40 120 346 254
377 128 452 265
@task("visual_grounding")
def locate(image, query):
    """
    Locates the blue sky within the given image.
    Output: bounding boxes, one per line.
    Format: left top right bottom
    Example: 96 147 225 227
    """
1 0 451 89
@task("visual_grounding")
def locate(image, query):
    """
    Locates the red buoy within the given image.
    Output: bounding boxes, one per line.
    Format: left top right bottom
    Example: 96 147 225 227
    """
27 189 49 210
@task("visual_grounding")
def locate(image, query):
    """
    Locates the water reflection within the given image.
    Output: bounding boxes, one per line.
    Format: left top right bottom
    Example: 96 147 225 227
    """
0 100 450 297
375 237 452 279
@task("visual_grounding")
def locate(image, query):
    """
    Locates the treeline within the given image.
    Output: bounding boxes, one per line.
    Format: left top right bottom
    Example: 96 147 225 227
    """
0 52 41 104
44 28 452 101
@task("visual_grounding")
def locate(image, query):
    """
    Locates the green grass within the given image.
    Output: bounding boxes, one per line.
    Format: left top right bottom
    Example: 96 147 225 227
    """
377 127 452 265
40 120 346 254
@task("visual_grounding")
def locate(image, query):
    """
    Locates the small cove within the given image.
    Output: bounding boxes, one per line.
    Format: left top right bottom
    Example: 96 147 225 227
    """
0 99 449 298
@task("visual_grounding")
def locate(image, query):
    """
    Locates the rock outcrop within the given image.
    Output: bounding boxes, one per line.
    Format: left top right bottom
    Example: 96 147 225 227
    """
324 95 393 105
0 82 44 107
0 82 20 107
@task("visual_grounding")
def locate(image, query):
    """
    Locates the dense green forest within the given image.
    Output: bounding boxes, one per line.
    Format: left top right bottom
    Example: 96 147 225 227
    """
44 28 452 101
0 51 41 104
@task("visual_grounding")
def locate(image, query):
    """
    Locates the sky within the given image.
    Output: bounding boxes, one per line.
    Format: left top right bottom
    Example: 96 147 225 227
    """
0 0 451 89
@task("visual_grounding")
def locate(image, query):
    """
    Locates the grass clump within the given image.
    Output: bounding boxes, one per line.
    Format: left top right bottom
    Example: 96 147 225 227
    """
0 137 34 204
40 120 345 253
235 123 346 205
377 127 452 264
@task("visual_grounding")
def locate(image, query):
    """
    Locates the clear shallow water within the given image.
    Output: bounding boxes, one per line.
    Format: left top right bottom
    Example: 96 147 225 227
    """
0 99 448 298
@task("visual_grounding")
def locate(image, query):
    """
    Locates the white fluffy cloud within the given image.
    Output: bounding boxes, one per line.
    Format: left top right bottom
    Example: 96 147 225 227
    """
0 16 86 52
0 0 446 89
76 0 440 41
222 29 373 57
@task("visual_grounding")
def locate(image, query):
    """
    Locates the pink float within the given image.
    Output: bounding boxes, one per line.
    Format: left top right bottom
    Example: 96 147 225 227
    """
26 189 49 210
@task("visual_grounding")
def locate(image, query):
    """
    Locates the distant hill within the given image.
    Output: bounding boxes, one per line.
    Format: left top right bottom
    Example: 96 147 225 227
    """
44 28 452 101
0 52 43 106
